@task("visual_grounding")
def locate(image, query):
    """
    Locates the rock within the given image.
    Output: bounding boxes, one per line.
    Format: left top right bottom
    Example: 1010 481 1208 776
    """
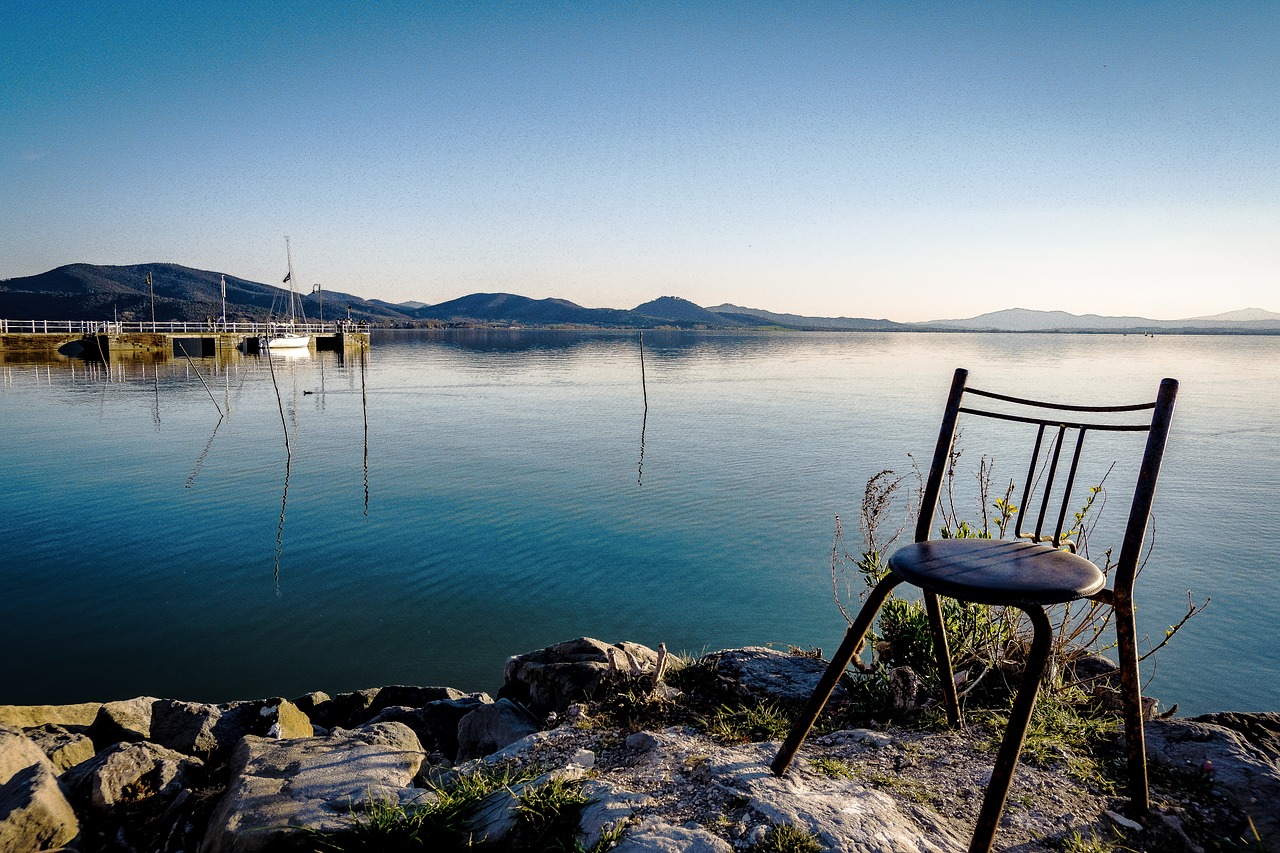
289 691 331 724
0 761 80 853
366 694 495 761
1105 809 1144 832
22 724 96 774
369 685 469 716
888 665 922 711
269 699 315 740
200 722 426 853
1195 711 1280 763
422 694 494 761
456 699 541 762
151 697 312 761
626 731 660 751
320 688 380 729
365 705 434 749
64 740 202 812
89 695 159 747
502 637 660 713
464 769 548 846
815 728 893 749
149 700 231 758
0 703 101 729
625 733 966 852
700 646 848 707
577 780 652 850
1146 716 1280 851
1066 654 1120 689
611 818 733 853
0 726 54 789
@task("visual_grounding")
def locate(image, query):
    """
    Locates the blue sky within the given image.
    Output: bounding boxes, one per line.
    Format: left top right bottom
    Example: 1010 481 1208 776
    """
2 1 1276 321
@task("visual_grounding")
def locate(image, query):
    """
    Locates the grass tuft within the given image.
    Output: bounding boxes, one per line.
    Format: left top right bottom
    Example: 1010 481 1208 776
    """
698 702 791 743
750 823 824 853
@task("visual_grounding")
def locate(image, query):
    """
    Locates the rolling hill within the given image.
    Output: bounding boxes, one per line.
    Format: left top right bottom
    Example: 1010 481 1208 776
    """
0 263 409 323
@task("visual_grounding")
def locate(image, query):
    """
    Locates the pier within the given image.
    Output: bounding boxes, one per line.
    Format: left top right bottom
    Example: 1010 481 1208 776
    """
0 319 370 360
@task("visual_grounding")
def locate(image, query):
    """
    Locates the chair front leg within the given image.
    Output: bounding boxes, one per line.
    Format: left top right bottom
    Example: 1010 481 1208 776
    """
969 604 1053 853
771 573 902 777
924 590 962 727
1114 593 1150 816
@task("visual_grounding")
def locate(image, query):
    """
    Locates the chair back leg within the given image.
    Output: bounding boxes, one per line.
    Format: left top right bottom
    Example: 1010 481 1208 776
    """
1113 594 1151 815
924 591 963 727
771 573 902 776
969 604 1054 853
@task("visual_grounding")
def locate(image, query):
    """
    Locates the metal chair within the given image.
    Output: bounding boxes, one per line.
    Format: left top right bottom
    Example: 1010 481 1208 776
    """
771 367 1178 853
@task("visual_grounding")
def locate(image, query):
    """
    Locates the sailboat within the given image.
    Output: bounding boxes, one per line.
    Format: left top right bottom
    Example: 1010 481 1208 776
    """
265 237 311 350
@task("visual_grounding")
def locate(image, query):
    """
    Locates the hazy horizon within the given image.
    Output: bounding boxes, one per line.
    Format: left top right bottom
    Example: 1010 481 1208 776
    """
3 2 1277 322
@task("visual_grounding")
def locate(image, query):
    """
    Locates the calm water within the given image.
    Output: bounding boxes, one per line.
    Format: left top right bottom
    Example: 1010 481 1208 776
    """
1 330 1276 715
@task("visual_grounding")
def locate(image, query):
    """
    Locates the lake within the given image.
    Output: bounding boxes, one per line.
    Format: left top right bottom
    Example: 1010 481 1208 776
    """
0 329 1276 715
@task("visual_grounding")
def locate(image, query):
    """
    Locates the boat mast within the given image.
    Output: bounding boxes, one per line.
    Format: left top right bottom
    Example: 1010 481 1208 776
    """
284 235 296 325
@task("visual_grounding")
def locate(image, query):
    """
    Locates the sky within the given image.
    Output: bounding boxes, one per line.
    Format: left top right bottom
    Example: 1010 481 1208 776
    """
2 1 1277 322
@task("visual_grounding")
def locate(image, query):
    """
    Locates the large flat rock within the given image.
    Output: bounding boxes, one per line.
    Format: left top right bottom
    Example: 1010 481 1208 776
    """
200 722 426 853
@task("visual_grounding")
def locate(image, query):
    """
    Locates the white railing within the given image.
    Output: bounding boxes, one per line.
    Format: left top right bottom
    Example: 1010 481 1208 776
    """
0 319 368 335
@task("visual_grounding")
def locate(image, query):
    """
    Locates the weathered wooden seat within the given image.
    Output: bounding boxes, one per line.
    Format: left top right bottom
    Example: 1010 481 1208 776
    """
771 367 1178 853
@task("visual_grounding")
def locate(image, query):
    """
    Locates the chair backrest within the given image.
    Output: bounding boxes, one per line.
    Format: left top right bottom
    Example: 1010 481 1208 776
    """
916 368 1178 595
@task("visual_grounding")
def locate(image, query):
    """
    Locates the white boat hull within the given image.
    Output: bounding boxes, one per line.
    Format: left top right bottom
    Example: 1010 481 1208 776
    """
265 333 311 349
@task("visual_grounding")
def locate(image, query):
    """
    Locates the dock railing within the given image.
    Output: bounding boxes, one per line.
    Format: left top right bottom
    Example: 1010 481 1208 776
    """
0 319 366 335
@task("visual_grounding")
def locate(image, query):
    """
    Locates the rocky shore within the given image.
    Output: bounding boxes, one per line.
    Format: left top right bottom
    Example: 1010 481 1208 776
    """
1 638 1276 852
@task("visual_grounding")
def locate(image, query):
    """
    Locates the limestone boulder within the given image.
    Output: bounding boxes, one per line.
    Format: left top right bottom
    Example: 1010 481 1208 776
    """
289 691 331 725
502 637 660 713
63 740 202 813
199 722 426 853
699 646 848 707
0 761 80 853
0 703 100 729
577 780 653 850
462 767 586 847
1196 711 1280 763
151 697 311 761
618 731 967 852
611 818 733 853
1146 715 1280 851
369 685 469 716
369 694 494 761
456 699 541 762
0 726 52 786
22 724 96 774
316 688 380 730
89 695 159 747
317 685 472 730
424 694 494 761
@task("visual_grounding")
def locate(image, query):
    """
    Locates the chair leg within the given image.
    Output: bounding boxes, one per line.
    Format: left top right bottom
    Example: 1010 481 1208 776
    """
924 590 963 727
968 605 1053 853
771 573 902 777
1114 594 1150 816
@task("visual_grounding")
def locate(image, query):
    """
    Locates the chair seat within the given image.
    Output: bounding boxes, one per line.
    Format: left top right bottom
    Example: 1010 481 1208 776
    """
888 538 1106 606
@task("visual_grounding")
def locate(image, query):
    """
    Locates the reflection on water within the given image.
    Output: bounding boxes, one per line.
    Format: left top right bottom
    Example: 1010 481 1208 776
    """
1 330 1278 716
274 454 291 597
186 415 223 489
637 332 648 487
360 342 370 516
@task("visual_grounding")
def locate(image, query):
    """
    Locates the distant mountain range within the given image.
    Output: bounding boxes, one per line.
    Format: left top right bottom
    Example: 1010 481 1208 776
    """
2 263 1277 333
922 307 1280 332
